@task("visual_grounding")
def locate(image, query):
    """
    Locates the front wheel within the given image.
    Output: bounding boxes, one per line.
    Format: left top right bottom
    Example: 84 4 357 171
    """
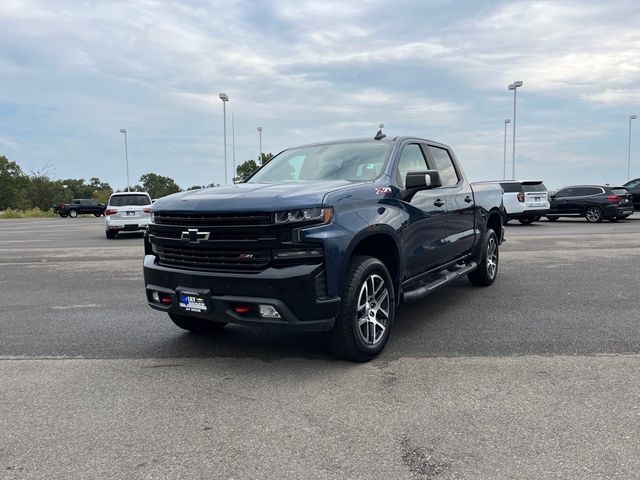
518 216 535 225
59 212 68 218
169 313 227 333
68 209 78 218
327 256 395 362
468 229 499 286
584 206 603 223
94 213 102 217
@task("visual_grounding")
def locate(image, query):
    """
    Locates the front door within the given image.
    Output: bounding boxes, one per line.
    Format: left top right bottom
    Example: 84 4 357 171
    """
396 143 449 279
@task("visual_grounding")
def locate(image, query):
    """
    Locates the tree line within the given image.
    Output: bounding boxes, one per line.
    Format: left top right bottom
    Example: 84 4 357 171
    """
0 153 273 211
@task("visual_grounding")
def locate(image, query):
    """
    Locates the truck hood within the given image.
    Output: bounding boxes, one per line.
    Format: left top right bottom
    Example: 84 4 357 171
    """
152 180 357 212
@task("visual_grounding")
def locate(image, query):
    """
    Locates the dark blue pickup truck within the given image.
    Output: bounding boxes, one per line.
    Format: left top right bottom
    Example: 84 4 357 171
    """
144 136 504 361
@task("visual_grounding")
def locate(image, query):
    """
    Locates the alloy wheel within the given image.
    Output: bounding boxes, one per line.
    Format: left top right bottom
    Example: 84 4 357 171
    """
356 274 390 346
487 237 498 279
585 207 602 222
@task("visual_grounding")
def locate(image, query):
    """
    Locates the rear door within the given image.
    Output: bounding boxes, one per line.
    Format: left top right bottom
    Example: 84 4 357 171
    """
425 144 475 261
108 194 152 220
396 142 449 278
521 181 548 208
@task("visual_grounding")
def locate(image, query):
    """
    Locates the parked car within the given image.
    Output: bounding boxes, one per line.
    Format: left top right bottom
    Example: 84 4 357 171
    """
546 185 633 222
623 178 640 210
104 192 152 238
476 180 549 224
53 199 105 218
143 136 504 361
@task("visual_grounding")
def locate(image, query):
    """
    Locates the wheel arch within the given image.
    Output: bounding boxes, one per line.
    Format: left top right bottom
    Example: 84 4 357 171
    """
345 229 402 301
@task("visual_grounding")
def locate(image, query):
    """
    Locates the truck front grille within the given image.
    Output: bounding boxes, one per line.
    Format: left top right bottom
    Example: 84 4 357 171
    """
150 211 321 273
156 245 270 271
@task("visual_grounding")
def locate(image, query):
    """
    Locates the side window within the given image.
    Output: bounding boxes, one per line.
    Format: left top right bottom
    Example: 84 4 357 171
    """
73 199 80 204
555 188 573 198
427 146 459 187
397 144 428 188
626 180 640 189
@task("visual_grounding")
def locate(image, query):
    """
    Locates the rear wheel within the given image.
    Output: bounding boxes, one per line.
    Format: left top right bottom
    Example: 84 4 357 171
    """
518 216 535 225
546 216 558 222
584 206 603 223
68 209 78 218
468 229 499 286
327 256 395 362
169 313 227 333
105 230 116 239
94 213 102 217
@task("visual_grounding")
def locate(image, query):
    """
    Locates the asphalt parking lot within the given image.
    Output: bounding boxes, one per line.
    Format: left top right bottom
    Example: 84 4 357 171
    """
1 215 639 479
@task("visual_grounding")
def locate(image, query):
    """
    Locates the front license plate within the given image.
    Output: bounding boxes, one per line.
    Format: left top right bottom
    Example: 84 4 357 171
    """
178 291 208 313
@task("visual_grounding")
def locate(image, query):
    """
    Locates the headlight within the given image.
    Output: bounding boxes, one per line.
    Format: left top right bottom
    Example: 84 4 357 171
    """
274 207 333 225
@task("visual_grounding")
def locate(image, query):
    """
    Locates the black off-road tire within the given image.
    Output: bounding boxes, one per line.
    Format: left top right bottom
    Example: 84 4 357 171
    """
105 230 116 239
468 229 499 287
326 256 395 362
168 313 227 333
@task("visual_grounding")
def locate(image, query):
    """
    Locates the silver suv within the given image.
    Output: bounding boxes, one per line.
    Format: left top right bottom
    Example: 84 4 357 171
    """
105 192 152 239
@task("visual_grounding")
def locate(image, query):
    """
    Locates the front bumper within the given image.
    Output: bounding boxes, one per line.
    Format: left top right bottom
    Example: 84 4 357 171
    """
143 255 340 332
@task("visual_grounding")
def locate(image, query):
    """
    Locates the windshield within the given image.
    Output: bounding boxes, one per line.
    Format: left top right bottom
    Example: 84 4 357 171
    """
109 194 151 206
248 142 391 183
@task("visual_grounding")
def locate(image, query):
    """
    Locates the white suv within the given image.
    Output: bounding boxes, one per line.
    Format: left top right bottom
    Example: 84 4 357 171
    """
498 181 550 224
105 192 152 239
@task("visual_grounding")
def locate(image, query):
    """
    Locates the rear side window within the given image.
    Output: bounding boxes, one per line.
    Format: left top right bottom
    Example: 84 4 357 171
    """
427 146 459 187
500 183 521 193
109 194 151 206
581 187 603 196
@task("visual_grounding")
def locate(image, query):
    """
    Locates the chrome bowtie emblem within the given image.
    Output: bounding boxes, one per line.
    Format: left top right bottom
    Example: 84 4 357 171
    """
181 228 210 243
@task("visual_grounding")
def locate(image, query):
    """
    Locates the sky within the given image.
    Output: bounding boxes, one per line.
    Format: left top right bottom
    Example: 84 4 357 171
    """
1 0 640 190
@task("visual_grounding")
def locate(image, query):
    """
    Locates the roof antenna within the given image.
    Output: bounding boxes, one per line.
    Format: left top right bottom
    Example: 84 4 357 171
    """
374 123 386 140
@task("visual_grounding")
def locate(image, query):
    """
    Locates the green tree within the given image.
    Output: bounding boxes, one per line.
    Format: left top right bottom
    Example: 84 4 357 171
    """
235 160 259 182
259 152 273 166
23 170 68 210
139 173 181 199
0 155 28 209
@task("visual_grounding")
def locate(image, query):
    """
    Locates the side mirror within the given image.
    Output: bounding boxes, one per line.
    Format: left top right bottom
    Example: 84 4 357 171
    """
405 170 442 190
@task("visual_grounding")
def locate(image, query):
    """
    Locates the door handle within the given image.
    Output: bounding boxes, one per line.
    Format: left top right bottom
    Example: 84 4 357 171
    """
464 195 473 203
434 199 445 207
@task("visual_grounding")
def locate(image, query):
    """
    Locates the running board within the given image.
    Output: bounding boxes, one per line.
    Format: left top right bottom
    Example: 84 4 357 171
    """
402 261 478 303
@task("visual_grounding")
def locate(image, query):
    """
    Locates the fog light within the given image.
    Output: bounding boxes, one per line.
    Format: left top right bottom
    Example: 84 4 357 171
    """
259 305 281 319
152 291 160 302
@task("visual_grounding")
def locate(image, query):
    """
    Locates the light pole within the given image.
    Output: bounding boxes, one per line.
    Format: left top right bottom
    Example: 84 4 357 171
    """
628 114 637 180
503 119 511 179
232 112 236 183
119 128 130 191
219 92 229 185
508 80 523 179
257 127 263 164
